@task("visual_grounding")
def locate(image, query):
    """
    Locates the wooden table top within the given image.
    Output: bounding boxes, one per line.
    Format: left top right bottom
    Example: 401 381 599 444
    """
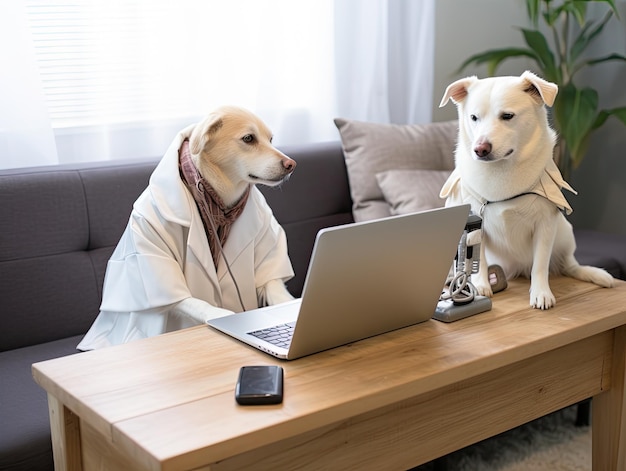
33 277 626 470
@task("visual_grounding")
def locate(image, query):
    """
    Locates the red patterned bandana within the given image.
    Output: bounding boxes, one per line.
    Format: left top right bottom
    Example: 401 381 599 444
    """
179 139 251 268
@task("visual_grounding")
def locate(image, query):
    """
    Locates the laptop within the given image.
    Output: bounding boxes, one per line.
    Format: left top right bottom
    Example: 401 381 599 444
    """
207 204 470 360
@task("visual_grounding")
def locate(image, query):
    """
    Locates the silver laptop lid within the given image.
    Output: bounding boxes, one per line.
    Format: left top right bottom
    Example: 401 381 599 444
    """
285 204 470 359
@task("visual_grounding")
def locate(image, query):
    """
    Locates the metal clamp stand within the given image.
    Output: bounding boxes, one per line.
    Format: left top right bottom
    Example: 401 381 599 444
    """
433 213 492 322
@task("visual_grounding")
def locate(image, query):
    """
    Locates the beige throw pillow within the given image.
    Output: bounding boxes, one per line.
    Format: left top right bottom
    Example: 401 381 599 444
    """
376 169 452 216
334 118 458 221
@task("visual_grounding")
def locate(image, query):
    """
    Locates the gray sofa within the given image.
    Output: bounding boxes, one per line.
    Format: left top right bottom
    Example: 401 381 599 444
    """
2 131 625 470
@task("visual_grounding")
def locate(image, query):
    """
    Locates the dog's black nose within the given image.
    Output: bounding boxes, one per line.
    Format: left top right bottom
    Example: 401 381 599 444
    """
474 141 492 158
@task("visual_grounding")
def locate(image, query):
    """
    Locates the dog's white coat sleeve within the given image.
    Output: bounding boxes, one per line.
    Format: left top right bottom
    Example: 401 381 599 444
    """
170 297 234 323
257 279 295 306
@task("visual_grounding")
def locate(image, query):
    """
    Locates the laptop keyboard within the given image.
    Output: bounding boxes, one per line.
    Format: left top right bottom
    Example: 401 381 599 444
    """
248 322 295 349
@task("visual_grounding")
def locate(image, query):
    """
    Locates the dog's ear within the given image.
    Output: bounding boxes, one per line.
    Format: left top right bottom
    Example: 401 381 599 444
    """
189 112 224 155
440 76 478 107
520 71 558 107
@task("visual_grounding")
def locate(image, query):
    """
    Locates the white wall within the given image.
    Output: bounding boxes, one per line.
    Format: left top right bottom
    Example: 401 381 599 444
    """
433 0 626 235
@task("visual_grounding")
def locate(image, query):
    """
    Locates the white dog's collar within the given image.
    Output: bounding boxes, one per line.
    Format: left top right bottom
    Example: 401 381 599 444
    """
477 191 540 217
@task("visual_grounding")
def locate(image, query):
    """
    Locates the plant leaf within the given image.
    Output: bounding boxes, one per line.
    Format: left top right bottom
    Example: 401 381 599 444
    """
519 28 559 81
552 83 599 168
607 107 626 125
541 2 563 27
570 10 613 64
585 52 626 66
591 0 620 18
570 0 620 19
594 106 626 130
457 48 538 74
566 1 587 26
572 52 626 76
526 0 541 26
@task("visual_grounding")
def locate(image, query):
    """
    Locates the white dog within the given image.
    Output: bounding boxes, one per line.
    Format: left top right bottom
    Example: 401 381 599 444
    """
439 71 614 310
78 106 296 350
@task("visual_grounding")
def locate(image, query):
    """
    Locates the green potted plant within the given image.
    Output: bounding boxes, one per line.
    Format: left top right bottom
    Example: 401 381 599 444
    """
459 0 626 179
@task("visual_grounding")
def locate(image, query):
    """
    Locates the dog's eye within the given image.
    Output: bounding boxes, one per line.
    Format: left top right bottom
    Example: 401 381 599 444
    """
470 114 478 122
501 113 515 121
242 134 256 144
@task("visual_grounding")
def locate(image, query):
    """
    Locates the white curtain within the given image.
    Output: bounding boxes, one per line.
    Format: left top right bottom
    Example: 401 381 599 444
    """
335 0 434 124
0 2 59 167
0 0 434 169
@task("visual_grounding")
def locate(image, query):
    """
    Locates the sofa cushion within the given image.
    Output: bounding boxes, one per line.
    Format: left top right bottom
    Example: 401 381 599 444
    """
334 118 458 222
376 169 452 216
0 336 83 471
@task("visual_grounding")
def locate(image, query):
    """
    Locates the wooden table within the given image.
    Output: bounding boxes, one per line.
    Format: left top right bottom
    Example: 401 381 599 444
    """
33 277 626 471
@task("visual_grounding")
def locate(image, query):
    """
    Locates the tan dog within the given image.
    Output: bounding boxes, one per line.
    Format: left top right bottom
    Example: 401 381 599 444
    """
77 106 297 349
175 106 297 318
440 71 614 309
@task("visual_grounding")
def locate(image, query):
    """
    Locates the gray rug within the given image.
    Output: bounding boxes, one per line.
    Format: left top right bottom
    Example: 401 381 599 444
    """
414 405 591 470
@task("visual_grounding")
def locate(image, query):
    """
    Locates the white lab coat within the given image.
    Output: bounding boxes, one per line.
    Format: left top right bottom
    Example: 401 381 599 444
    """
77 126 294 350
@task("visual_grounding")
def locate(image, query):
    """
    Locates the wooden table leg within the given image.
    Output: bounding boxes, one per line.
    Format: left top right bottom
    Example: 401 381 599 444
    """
593 325 626 470
48 393 83 471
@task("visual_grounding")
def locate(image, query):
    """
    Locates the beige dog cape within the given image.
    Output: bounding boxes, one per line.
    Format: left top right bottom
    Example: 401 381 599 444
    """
440 158 577 215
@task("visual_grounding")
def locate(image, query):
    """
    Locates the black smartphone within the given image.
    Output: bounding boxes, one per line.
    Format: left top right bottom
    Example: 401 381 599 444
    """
235 365 284 405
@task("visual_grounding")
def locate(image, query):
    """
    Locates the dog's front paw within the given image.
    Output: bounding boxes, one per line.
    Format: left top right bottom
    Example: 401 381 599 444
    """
171 297 234 323
530 289 555 310
473 279 493 298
